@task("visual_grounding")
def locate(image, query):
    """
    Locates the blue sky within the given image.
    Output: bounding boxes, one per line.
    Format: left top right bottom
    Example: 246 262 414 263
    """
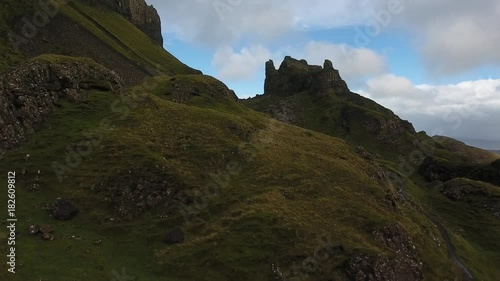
150 0 500 147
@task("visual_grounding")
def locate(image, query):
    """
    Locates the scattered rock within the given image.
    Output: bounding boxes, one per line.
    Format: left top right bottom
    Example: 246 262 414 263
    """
93 166 182 219
34 224 56 241
28 224 40 235
163 227 184 244
50 198 79 220
346 253 422 281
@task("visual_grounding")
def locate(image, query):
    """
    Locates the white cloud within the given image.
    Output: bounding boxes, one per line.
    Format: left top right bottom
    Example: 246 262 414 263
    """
211 45 272 81
148 0 294 46
392 0 500 75
210 42 386 83
364 74 422 98
302 41 386 80
361 76 500 139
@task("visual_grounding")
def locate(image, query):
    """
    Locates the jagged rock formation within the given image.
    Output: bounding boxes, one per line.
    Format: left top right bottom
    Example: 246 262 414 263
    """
0 56 124 153
264 56 350 96
79 0 163 45
244 56 418 155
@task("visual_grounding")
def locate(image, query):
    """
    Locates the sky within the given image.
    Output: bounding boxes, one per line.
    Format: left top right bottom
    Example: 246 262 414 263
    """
148 0 500 148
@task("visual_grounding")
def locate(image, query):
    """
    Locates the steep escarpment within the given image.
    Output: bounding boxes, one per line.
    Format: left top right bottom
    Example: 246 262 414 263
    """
79 0 163 45
0 55 123 152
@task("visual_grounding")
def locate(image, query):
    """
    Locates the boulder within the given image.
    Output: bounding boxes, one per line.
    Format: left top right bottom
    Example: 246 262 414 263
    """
163 227 184 244
50 198 79 220
28 224 40 235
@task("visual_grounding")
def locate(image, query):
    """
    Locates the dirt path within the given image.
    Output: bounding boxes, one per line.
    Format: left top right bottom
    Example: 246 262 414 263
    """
398 180 474 280
429 217 474 281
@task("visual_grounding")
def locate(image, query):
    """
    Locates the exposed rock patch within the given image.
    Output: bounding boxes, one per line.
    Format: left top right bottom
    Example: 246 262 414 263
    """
346 224 423 281
161 75 238 104
92 165 184 219
442 180 490 201
28 224 56 241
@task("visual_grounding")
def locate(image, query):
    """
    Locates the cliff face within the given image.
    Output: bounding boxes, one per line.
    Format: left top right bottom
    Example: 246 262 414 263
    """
79 0 163 45
264 56 350 96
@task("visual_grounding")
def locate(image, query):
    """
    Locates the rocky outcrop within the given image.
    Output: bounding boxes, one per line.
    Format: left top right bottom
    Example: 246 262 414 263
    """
419 157 500 186
441 180 490 201
0 56 124 153
163 75 238 104
346 224 423 281
79 0 163 45
264 56 350 97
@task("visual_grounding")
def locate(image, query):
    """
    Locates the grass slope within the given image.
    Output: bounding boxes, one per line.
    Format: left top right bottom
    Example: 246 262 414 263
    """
0 79 458 280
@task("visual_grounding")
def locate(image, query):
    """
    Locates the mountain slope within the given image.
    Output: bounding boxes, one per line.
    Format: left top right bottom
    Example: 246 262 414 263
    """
0 69 462 280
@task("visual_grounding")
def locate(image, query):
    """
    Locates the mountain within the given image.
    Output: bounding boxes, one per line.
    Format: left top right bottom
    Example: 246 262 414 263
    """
1 2 499 281
243 56 420 159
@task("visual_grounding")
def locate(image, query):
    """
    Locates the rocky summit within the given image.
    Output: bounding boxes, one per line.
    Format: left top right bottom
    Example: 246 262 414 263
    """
0 1 499 281
265 56 350 97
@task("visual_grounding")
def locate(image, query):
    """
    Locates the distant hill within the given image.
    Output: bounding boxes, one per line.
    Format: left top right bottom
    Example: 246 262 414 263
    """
433 135 500 163
459 138 500 151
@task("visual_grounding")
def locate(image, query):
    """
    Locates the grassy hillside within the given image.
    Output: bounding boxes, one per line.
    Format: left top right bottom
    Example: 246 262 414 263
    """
0 74 468 280
243 90 418 160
